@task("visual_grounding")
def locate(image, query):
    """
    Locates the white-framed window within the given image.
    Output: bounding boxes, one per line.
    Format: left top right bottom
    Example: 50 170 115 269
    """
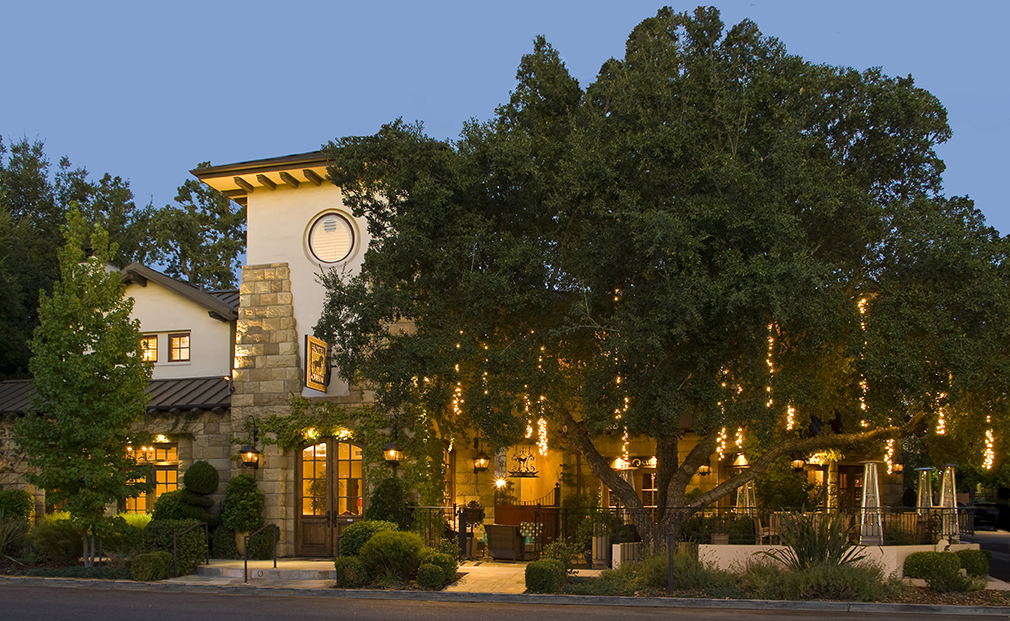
306 211 355 264
168 333 190 362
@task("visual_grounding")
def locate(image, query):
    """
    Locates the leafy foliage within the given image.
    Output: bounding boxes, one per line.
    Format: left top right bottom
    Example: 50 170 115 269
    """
903 551 960 579
182 461 220 496
0 509 28 562
219 474 264 533
956 549 992 578
27 512 82 563
525 558 565 593
0 489 34 521
358 530 423 582
130 550 173 581
211 526 238 559
143 518 207 576
14 210 152 540
416 563 446 589
246 524 278 560
364 477 408 527
334 555 369 588
339 519 399 557
318 7 1010 547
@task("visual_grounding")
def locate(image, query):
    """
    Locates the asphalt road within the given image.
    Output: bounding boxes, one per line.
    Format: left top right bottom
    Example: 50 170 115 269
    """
971 529 1010 582
1 585 1006 621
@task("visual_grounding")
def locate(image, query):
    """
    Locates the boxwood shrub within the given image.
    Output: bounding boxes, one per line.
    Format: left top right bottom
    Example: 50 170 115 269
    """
525 558 565 593
144 519 207 576
359 530 423 582
339 520 398 557
131 551 173 581
334 555 368 588
956 549 992 577
903 551 960 579
416 563 446 589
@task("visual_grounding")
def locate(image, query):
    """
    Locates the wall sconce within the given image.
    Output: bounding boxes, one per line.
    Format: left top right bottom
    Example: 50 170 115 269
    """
892 457 904 475
791 454 806 471
384 441 403 468
697 464 711 476
472 437 490 492
241 422 260 469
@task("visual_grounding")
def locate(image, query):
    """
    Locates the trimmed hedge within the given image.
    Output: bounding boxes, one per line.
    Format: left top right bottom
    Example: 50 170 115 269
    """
956 549 992 577
417 563 446 589
0 489 34 521
359 530 423 582
525 558 565 593
246 524 279 560
144 519 207 576
211 526 238 559
339 520 399 557
334 555 369 588
151 490 188 521
131 551 173 581
903 551 960 579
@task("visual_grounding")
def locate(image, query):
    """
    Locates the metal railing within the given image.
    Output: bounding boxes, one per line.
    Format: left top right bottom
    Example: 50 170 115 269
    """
172 522 209 577
243 524 278 583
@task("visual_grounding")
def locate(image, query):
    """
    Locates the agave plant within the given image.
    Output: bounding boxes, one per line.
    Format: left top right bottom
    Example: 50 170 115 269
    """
758 512 866 570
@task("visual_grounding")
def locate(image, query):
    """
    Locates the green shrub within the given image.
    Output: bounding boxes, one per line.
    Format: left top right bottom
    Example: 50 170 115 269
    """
334 555 369 588
103 515 146 556
143 519 207 576
151 490 188 521
28 512 82 563
637 551 737 592
0 489 34 521
956 549 991 577
220 474 264 533
211 526 238 559
0 509 29 561
543 538 582 576
739 560 893 601
180 488 214 508
903 551 959 579
525 558 565 593
759 512 864 569
131 550 173 581
417 563 446 589
246 524 278 560
340 519 399 557
364 477 408 527
419 548 458 585
359 530 423 582
182 461 220 496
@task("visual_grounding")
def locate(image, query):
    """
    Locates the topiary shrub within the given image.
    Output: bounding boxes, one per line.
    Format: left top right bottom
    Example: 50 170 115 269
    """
182 461 220 496
956 549 991 577
525 558 565 593
334 555 369 588
359 530 423 582
211 526 238 559
419 548 458 585
0 489 34 521
364 478 408 527
143 519 207 576
339 519 399 557
246 524 278 560
131 550 173 581
416 563 446 589
903 551 959 579
151 490 188 521
28 512 82 563
220 474 264 533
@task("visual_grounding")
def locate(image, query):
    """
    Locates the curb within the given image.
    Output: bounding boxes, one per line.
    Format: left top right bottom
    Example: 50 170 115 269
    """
2 575 1010 617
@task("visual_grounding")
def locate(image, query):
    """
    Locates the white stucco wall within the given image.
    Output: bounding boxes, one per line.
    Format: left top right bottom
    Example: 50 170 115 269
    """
126 281 234 380
245 182 368 398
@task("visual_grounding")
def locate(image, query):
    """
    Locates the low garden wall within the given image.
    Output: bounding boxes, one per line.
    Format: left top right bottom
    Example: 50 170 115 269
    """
699 541 981 577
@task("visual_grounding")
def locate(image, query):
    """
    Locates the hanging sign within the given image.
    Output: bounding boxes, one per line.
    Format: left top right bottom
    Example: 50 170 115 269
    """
304 334 329 392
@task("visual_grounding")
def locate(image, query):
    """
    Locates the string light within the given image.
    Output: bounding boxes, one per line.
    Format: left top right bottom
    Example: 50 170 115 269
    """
984 415 995 470
884 439 894 475
716 425 728 461
936 392 946 435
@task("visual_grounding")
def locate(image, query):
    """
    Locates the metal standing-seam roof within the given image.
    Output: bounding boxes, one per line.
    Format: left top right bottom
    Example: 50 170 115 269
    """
0 376 231 416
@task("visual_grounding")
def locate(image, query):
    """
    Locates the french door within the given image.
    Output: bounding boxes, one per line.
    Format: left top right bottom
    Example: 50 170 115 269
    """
295 439 364 556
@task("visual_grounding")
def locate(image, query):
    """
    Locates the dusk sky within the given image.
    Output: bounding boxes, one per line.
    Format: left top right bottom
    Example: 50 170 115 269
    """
3 1 1007 235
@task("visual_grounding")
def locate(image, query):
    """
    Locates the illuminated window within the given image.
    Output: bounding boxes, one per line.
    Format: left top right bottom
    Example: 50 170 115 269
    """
336 442 363 515
124 442 179 514
301 442 328 516
141 335 158 362
168 333 190 362
641 472 658 518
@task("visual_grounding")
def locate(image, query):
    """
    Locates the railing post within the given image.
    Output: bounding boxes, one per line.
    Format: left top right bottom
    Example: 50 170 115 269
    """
457 506 467 560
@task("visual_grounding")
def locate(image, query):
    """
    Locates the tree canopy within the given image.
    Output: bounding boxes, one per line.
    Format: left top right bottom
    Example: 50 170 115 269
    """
14 209 152 557
316 7 1010 544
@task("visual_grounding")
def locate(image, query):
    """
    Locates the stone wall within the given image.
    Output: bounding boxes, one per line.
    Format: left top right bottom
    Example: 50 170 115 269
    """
232 262 301 554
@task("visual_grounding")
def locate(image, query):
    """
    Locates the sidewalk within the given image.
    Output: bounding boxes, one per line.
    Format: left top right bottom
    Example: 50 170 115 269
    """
163 558 603 593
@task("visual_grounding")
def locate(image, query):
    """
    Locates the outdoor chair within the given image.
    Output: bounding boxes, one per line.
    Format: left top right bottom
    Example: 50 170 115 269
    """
485 524 524 560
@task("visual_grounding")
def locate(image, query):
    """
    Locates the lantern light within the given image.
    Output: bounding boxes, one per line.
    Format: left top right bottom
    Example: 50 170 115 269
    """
240 443 260 469
697 464 711 476
383 441 403 467
732 453 749 469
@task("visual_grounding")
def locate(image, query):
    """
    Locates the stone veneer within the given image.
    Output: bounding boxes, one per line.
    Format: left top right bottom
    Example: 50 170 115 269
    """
231 263 301 555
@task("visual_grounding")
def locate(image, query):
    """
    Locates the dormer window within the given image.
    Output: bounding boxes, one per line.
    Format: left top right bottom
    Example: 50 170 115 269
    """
141 335 158 362
168 333 190 362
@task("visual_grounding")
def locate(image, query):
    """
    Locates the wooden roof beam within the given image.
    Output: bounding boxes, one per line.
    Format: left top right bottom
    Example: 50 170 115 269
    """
234 177 255 193
256 174 277 190
303 169 324 186
280 171 300 189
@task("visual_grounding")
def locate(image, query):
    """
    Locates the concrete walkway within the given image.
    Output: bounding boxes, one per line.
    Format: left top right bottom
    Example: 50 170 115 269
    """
163 558 602 593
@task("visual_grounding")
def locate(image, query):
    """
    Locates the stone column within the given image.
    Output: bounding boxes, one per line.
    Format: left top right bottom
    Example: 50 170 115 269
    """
232 263 301 555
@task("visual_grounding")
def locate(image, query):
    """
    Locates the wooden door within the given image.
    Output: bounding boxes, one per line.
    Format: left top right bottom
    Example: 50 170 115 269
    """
296 439 364 556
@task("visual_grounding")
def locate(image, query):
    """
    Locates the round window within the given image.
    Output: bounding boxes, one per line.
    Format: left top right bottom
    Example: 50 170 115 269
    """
307 212 354 263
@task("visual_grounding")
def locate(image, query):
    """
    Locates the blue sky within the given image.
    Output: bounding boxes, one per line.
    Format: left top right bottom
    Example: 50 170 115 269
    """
3 1 1007 234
